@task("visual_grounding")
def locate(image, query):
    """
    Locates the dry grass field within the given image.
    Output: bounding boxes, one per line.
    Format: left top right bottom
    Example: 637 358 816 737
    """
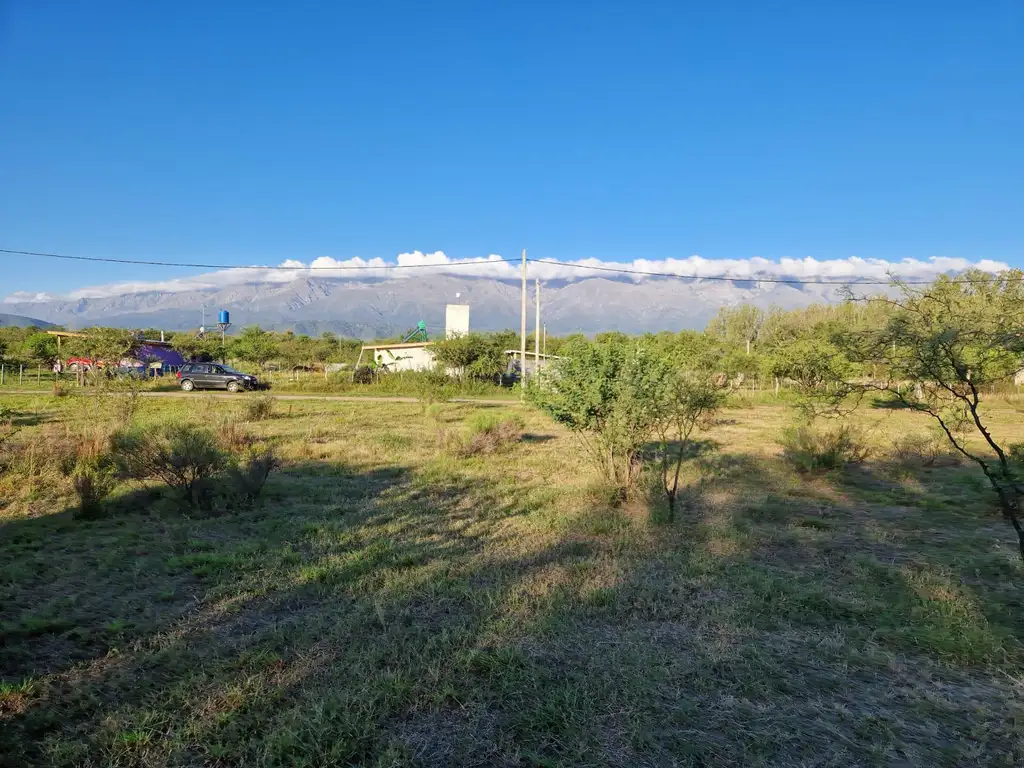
1 391 1022 766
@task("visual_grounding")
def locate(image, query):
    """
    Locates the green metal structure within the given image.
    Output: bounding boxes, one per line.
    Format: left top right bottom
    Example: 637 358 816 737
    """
401 321 428 343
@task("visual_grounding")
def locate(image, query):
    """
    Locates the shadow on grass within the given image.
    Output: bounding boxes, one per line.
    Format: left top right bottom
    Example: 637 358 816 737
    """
0 456 585 764
2 445 1022 766
667 449 1024 646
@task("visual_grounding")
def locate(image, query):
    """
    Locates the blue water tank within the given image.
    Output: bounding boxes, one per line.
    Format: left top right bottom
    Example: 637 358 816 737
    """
218 310 230 325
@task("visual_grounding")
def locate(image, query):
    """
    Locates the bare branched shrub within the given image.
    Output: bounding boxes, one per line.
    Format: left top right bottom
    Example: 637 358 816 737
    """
457 413 525 457
1010 443 1024 467
224 449 280 506
104 375 143 425
243 394 276 422
215 417 259 453
889 430 959 469
111 424 227 509
780 420 870 472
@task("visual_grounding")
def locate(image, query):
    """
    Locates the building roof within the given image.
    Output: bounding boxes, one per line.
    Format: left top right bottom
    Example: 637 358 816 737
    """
360 341 435 351
136 344 185 366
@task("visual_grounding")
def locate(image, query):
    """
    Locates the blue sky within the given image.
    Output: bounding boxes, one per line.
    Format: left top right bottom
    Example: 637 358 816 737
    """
1 1 1022 296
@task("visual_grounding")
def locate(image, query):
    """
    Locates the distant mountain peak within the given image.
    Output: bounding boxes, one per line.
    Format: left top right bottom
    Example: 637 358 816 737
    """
1 274 846 337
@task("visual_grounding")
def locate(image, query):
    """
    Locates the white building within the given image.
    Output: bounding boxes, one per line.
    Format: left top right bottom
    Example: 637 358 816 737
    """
354 304 472 374
357 342 436 373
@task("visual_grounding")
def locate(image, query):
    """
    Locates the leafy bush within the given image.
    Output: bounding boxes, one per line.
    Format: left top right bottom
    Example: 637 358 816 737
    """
530 338 667 492
243 394 276 421
111 424 228 509
71 454 118 519
780 420 870 472
416 369 456 411
352 366 374 384
430 331 515 380
224 449 280 506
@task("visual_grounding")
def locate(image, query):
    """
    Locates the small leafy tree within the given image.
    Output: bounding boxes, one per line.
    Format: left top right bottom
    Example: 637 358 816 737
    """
65 327 139 383
313 332 341 378
531 337 666 493
652 373 725 521
838 270 1024 560
768 336 853 400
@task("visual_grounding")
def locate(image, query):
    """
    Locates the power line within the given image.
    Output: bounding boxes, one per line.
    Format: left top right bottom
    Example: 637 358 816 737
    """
1 247 1004 286
526 258 994 285
0 248 520 271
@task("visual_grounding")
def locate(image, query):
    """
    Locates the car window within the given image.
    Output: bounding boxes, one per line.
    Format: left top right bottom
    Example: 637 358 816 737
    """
211 366 225 374
194 364 210 374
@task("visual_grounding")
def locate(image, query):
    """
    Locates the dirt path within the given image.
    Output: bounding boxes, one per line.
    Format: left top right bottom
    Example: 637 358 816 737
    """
0 389 518 406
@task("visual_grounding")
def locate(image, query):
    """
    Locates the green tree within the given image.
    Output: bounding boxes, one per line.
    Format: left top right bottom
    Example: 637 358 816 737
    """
652 372 726 521
64 328 139 381
229 326 278 370
431 331 515 380
20 332 58 366
312 333 341 378
836 270 1024 560
171 332 222 362
707 305 765 355
530 337 666 492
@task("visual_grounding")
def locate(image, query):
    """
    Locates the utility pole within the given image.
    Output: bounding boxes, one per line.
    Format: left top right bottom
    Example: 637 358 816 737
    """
534 278 541 381
543 325 547 357
520 249 527 399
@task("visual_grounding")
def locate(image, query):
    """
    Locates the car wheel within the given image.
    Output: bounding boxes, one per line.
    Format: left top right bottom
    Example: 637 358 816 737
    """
226 380 240 393
181 379 195 392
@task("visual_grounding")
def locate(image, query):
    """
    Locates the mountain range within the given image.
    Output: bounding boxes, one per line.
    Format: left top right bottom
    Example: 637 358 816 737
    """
0 312 54 328
2 275 847 338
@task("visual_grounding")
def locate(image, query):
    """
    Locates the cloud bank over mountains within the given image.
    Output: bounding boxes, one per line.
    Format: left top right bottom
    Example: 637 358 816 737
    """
4 251 1009 304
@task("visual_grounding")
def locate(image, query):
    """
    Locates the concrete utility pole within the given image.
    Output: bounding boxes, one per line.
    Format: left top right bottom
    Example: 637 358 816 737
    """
520 249 527 399
534 278 541 381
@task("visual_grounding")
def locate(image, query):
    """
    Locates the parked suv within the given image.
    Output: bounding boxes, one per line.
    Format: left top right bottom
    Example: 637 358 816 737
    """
177 363 260 392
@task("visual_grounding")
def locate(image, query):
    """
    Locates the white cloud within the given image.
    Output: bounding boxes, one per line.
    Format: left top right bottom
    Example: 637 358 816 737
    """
3 250 1010 303
3 290 54 303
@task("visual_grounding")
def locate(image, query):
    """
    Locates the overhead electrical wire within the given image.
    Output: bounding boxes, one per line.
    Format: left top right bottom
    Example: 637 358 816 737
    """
0 248 520 271
0 247 1004 285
